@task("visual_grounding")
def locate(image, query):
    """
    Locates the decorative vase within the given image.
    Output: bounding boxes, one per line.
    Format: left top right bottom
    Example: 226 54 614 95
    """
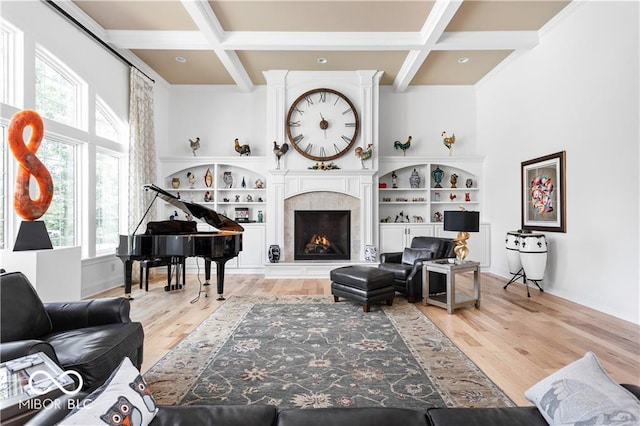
465 178 473 188
364 245 377 262
432 167 444 188
257 210 264 223
204 168 213 187
171 177 180 188
268 245 280 263
409 169 420 188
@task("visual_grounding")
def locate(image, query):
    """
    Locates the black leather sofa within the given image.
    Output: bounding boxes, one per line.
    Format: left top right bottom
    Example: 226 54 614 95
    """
379 236 456 302
24 384 640 426
0 271 144 391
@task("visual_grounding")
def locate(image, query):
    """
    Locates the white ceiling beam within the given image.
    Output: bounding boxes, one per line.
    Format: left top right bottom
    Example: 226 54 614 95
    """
180 0 254 92
107 29 538 52
393 0 463 92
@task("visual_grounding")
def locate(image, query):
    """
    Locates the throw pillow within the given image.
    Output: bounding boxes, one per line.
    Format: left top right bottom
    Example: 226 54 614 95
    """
60 357 158 425
401 248 434 265
525 351 640 425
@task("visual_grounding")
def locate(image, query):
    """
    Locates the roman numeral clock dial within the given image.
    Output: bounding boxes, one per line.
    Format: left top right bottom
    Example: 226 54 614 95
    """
286 88 360 162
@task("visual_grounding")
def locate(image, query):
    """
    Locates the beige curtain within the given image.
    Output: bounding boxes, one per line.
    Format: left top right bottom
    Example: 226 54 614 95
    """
128 67 157 233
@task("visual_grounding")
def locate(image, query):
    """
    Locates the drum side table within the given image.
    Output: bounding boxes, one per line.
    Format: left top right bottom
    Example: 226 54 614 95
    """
423 260 481 314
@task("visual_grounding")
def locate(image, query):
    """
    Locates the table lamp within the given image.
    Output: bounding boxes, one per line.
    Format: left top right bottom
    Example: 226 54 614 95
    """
444 210 479 262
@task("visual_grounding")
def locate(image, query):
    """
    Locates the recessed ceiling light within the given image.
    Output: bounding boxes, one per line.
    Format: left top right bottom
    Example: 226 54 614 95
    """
458 57 469 64
175 56 187 63
317 58 328 64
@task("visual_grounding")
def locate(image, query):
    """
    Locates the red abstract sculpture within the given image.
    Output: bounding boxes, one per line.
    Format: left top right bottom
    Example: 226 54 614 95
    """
8 110 53 220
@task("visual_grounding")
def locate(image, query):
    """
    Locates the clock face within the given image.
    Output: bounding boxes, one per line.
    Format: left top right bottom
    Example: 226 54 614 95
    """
286 88 360 162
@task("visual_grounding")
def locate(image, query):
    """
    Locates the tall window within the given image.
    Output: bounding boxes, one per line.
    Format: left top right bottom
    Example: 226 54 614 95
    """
0 29 6 104
35 47 84 128
95 97 121 142
95 151 120 253
0 126 5 249
38 138 76 247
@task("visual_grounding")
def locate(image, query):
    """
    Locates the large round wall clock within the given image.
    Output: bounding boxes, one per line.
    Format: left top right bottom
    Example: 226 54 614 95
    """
286 88 360 162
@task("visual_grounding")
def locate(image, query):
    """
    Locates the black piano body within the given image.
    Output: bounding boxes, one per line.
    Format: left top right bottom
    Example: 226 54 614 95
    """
116 184 244 300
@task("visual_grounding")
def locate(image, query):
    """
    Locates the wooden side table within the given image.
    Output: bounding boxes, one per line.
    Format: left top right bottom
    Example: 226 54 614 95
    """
423 259 481 314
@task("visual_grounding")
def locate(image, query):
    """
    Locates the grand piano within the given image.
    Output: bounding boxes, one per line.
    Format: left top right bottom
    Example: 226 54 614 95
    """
116 184 243 300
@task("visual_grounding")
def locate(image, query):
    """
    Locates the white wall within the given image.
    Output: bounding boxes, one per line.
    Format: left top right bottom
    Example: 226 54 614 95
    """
477 1 639 324
379 86 477 158
162 86 267 158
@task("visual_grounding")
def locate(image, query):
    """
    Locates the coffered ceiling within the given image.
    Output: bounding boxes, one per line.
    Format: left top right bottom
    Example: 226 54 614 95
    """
62 0 572 91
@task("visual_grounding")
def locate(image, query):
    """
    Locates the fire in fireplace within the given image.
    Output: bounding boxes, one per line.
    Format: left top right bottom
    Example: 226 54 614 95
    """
294 210 350 260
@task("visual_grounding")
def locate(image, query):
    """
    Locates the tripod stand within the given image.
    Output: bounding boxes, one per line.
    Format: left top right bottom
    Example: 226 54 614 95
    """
503 267 544 297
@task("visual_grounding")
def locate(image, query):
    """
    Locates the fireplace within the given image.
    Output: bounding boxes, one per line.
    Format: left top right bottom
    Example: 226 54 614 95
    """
294 210 351 260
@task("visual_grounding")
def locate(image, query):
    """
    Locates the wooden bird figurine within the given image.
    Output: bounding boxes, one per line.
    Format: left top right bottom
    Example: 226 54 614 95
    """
234 138 251 156
393 136 412 156
189 137 200 156
442 131 455 155
272 141 289 169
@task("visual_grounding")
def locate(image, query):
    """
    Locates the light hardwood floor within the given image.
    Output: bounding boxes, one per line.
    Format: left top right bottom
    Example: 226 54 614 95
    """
97 272 639 406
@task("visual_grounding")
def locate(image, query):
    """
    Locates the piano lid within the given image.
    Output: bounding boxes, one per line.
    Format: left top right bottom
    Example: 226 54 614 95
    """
144 184 244 232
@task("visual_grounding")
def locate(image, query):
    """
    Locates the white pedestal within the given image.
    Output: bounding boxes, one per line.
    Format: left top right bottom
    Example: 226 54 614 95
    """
0 247 81 302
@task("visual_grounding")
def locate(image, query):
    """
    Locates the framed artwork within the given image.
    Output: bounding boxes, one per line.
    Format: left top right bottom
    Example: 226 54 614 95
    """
521 151 566 233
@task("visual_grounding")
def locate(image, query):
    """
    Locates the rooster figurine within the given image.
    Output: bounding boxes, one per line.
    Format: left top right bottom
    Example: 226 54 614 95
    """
189 137 200 156
354 144 373 169
234 138 251 156
442 131 455 156
272 141 289 169
393 136 412 156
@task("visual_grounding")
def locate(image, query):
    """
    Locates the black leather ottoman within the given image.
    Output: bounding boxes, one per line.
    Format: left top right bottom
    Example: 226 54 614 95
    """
330 266 395 312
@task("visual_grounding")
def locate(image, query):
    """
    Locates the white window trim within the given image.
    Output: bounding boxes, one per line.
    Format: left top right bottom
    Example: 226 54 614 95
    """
94 147 124 255
1 18 22 107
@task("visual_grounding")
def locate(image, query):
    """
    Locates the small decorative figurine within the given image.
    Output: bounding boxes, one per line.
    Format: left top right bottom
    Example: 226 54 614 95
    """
273 141 289 169
257 197 264 202
187 171 196 188
235 195 240 202
223 198 230 202
355 144 373 169
246 195 253 202
413 215 424 223
171 177 180 188
449 193 457 201
465 178 473 188
223 171 233 188
409 168 420 188
434 191 440 202
432 166 444 188
204 168 213 187
255 179 264 189
393 136 412 156
170 210 179 220
433 211 443 222
395 210 409 223
234 138 251 156
189 137 200 156
441 131 455 156
241 177 246 188
176 192 180 199
450 173 458 188
204 191 212 202
257 210 264 223
465 192 471 202
391 171 398 188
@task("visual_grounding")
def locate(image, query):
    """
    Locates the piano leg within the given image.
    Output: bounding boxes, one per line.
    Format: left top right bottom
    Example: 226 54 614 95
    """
123 259 134 300
203 259 212 286
212 257 233 301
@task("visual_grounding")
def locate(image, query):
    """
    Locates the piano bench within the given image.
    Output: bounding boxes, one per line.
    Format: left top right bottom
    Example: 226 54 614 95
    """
139 257 186 292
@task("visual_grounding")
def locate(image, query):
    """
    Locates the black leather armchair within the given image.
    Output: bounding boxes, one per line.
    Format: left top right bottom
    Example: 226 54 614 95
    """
0 271 144 391
378 236 456 302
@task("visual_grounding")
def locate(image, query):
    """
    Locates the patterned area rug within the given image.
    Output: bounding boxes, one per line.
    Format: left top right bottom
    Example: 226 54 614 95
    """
144 295 513 409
